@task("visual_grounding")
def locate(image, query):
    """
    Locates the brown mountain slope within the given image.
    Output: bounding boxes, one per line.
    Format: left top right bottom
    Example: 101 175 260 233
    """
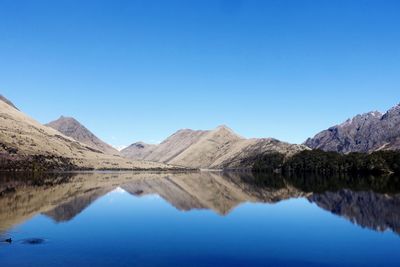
168 125 243 168
120 142 157 159
143 128 209 163
0 98 181 171
46 116 119 155
124 125 307 169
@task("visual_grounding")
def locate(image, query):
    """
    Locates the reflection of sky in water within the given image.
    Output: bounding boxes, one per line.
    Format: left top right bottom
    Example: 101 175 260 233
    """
1 189 400 267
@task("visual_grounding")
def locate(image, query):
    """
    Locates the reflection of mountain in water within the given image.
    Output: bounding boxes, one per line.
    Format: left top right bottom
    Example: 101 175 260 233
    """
309 190 400 234
43 187 113 222
1 171 400 234
122 177 207 212
122 172 305 215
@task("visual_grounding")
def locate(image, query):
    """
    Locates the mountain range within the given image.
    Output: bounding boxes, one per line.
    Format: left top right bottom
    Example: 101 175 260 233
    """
305 104 400 153
121 125 306 169
0 95 179 171
1 93 400 171
43 114 306 170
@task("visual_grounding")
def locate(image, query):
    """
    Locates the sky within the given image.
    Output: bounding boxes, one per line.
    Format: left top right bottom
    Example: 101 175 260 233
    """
1 0 400 148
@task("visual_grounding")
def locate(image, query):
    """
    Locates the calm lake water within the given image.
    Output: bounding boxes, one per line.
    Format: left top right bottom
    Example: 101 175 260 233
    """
1 171 400 267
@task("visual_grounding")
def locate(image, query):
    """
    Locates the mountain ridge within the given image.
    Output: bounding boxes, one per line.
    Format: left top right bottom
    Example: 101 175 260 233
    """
305 103 400 153
0 99 183 171
122 125 307 169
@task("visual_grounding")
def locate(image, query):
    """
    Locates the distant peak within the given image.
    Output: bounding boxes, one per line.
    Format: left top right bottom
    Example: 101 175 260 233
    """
211 124 243 139
46 116 85 130
126 141 156 148
135 141 146 145
381 103 400 119
388 103 400 111
52 116 81 124
133 141 149 146
58 115 74 120
214 125 234 132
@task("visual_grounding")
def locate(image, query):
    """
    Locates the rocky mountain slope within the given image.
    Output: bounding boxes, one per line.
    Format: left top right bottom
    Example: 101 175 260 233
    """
0 97 181 171
46 116 119 155
305 104 400 153
122 125 306 169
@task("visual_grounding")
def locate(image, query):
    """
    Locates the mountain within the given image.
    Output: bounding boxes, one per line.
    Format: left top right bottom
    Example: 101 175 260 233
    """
168 125 243 168
0 95 18 110
120 142 157 159
305 104 400 153
46 116 119 155
144 128 209 163
209 137 307 169
123 125 306 169
0 97 181 171
121 128 209 162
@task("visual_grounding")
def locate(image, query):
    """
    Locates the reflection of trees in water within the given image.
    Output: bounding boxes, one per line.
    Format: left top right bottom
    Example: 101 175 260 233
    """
253 172 400 194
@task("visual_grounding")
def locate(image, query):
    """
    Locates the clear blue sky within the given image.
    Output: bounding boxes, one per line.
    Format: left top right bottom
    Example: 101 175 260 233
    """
1 0 400 148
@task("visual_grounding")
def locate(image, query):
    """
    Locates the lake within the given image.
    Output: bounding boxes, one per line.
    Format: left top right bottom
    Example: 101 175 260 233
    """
1 171 400 267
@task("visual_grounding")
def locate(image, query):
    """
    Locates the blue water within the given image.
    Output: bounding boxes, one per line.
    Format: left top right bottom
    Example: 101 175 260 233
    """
1 172 400 267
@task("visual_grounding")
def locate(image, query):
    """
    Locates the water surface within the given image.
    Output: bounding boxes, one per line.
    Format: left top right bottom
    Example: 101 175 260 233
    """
1 171 400 267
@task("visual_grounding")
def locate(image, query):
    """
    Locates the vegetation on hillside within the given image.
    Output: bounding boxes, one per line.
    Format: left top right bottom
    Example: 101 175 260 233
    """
252 150 400 175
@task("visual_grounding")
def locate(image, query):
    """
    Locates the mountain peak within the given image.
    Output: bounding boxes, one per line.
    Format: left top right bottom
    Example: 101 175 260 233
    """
384 103 400 116
46 116 119 155
215 124 231 130
211 125 243 139
56 115 79 123
120 141 157 160
213 125 237 134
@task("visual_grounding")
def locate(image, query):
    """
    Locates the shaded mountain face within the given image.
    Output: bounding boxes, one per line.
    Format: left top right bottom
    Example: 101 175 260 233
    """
0 95 18 110
123 125 306 169
46 116 119 155
305 104 400 153
0 98 179 171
